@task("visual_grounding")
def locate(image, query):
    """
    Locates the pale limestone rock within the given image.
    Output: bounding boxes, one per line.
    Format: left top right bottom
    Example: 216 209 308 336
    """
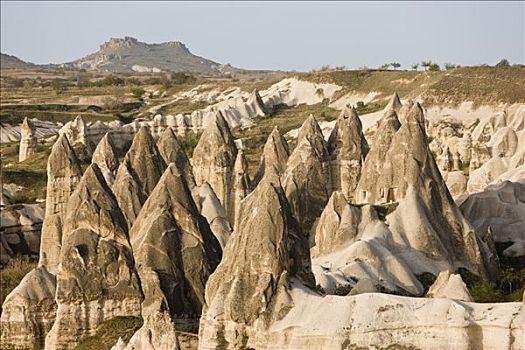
355 109 401 203
232 150 251 228
327 107 368 199
130 164 221 318
0 267 56 349
259 291 525 350
427 270 473 301
385 92 402 113
348 278 378 296
488 127 519 157
192 112 238 223
91 132 119 186
319 103 499 294
194 183 232 249
58 115 93 155
19 117 37 162
282 115 331 234
157 127 196 189
437 145 453 171
254 126 289 184
442 170 468 199
45 164 143 350
311 191 360 258
38 134 82 274
461 180 525 258
113 127 166 228
198 174 314 349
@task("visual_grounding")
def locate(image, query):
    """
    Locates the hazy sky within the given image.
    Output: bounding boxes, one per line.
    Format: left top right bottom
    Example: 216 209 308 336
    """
1 1 524 71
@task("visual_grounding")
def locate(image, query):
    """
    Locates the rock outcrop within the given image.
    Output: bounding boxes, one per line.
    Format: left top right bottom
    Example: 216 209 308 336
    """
311 191 360 258
0 204 43 264
461 180 525 259
232 150 251 227
129 163 221 319
194 183 232 249
282 115 331 234
254 126 289 184
199 173 315 349
157 127 196 189
327 107 368 200
426 271 473 301
119 164 221 350
259 291 524 350
38 134 82 274
355 109 401 203
91 132 119 186
45 164 143 350
192 112 238 223
356 103 493 276
0 267 57 349
19 117 38 162
312 103 498 296
113 127 166 228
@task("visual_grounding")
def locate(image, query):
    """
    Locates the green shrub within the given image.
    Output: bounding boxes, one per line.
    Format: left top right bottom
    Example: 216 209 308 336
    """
75 316 143 350
130 87 145 99
0 256 37 308
469 281 505 303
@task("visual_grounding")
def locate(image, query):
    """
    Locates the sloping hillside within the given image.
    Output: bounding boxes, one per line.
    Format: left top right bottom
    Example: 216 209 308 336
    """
0 53 37 70
66 36 239 75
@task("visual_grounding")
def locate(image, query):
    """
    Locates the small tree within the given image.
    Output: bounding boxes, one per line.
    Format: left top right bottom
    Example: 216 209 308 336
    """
444 63 457 70
391 62 401 70
131 87 145 99
421 61 431 71
411 63 419 71
495 58 510 67
429 63 441 72
380 63 391 70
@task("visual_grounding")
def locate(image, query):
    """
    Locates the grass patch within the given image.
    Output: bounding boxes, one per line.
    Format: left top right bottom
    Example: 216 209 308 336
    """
0 255 38 308
458 267 524 302
232 102 338 178
74 316 143 350
1 143 50 203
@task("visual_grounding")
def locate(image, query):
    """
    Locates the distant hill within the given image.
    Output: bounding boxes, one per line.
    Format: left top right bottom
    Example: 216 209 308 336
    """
0 53 38 70
63 36 241 75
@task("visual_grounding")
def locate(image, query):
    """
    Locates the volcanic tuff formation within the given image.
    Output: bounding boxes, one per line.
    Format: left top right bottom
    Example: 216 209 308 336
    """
192 112 238 223
45 164 143 350
112 127 166 228
129 163 221 319
38 134 82 274
254 126 290 184
282 115 331 235
91 132 119 186
327 107 369 200
194 183 232 249
157 127 196 189
199 172 315 349
19 117 37 162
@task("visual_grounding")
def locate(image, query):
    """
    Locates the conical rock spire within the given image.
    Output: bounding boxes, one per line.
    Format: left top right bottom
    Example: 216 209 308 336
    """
113 127 166 227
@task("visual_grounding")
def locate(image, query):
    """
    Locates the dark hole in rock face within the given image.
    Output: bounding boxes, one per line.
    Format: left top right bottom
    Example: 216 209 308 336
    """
76 244 89 260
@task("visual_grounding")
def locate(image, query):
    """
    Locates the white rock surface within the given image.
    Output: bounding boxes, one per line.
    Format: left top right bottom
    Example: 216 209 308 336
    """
427 271 473 301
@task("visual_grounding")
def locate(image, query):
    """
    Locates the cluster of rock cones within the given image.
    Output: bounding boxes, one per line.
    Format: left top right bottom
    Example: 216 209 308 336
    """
1 95 522 350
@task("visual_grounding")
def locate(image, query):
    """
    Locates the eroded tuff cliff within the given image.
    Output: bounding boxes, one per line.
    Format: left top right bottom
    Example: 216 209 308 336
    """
199 171 315 349
112 127 166 227
282 115 331 235
38 134 82 274
192 112 238 223
91 132 119 186
45 164 143 350
327 107 368 200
